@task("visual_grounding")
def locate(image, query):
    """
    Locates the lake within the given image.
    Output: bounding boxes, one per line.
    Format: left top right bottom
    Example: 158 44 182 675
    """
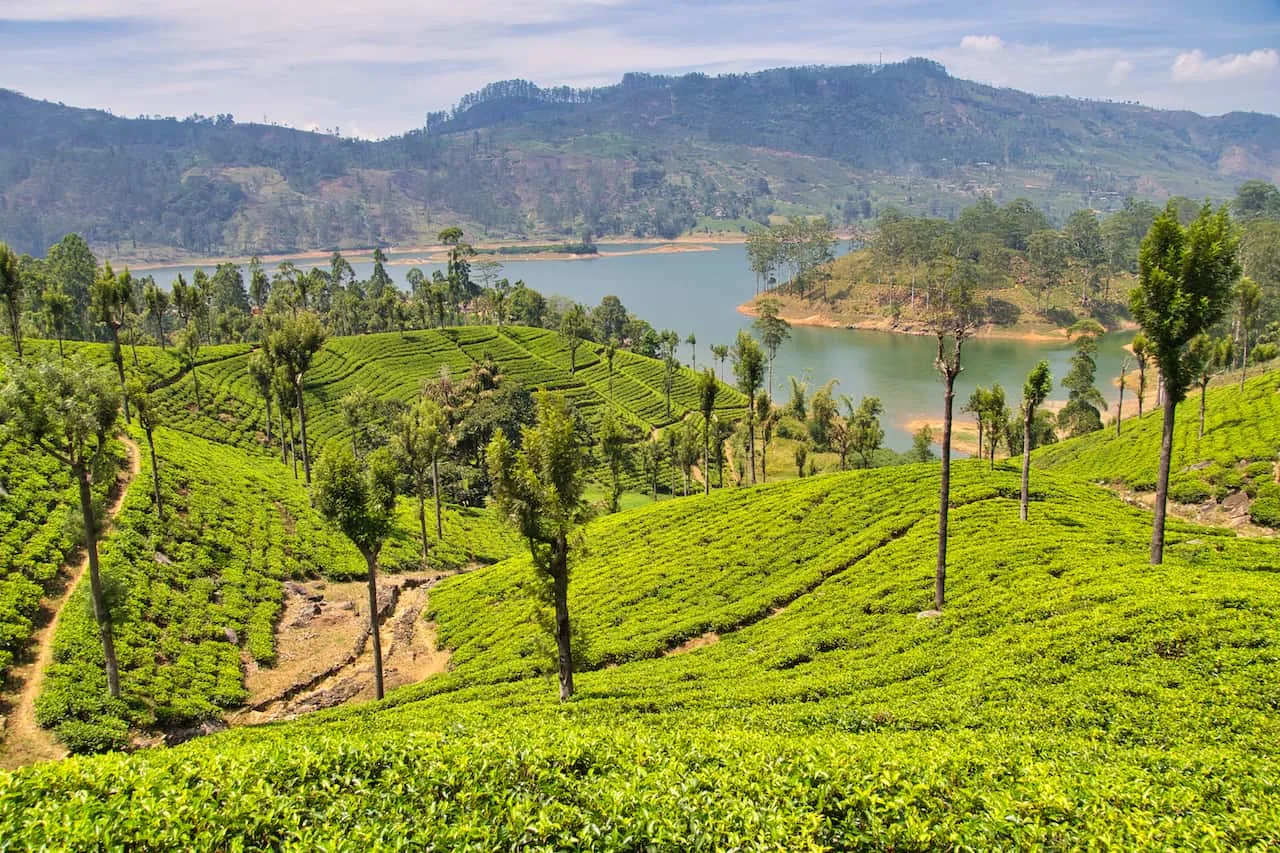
138 243 1135 451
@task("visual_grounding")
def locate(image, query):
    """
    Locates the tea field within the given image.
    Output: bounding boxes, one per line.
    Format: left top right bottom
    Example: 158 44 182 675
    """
1035 369 1280 523
3 454 1279 847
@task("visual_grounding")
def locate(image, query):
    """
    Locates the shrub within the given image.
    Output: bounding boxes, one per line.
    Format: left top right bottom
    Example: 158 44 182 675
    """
1251 342 1278 364
1169 479 1213 505
1251 484 1280 528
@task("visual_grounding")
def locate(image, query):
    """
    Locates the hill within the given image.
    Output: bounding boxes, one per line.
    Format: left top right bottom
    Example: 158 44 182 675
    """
0 329 744 733
3 59 1280 258
1034 369 1280 529
2 458 1279 845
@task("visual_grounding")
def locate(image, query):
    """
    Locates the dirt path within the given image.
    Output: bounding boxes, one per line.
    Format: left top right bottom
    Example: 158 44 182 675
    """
233 569 461 726
1 436 140 770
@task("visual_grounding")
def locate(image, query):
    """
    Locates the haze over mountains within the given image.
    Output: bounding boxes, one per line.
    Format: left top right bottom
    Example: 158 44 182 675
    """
2 58 1278 259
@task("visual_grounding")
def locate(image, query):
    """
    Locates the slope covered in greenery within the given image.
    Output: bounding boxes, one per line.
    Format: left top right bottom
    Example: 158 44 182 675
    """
1035 368 1280 521
154 326 744 481
4 458 1279 846
4 59 1278 256
32 421 523 752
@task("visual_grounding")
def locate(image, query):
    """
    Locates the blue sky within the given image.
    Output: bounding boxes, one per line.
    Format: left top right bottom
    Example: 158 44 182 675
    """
1 0 1277 137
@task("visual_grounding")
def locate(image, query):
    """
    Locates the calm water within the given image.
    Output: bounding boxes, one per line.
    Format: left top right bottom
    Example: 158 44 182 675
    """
139 243 1133 451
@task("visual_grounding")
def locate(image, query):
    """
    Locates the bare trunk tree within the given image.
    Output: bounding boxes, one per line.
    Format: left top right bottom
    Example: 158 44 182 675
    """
432 456 443 539
552 533 574 701
1150 396 1177 565
936 373 956 610
364 550 385 700
295 375 312 485
1020 404 1033 522
76 463 120 698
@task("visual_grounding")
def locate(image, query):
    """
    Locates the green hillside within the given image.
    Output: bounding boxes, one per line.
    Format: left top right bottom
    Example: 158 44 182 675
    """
4 59 1279 257
1 329 738 731
3 460 1279 846
152 326 745 489
1035 369 1280 524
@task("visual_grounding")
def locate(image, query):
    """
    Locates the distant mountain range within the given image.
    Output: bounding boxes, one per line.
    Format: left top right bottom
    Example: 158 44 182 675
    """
2 58 1278 260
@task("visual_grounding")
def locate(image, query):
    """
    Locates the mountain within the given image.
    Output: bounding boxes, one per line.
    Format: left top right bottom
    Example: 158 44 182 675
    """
2 58 1279 259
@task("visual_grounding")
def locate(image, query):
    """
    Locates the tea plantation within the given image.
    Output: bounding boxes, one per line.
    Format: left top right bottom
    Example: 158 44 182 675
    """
3 454 1279 847
1035 369 1280 524
3 335 1279 847
152 327 746 457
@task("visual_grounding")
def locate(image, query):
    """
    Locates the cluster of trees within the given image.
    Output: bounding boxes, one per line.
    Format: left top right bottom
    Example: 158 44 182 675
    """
802 182 1280 340
745 218 838 298
0 229 696 368
925 198 1251 615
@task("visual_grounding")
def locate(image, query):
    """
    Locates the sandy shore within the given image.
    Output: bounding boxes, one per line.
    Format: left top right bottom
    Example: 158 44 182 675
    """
737 300 1086 342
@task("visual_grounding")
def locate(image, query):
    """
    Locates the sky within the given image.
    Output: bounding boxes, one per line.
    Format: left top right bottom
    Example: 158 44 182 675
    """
1 0 1277 138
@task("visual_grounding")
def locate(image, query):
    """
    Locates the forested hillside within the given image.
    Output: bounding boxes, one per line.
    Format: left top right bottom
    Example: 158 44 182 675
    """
3 58 1279 258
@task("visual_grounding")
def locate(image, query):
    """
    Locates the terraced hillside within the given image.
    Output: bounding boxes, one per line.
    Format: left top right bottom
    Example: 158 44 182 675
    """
1035 368 1280 527
0 339 248 685
157 327 743 449
28 423 523 753
3 457 1279 846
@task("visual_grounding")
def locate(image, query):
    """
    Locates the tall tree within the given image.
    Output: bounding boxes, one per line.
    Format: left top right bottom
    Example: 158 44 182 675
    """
1019 361 1053 521
928 275 979 610
1188 334 1234 439
697 369 718 495
178 326 201 412
1130 332 1152 418
658 329 680 418
560 305 589 375
1236 277 1262 390
246 349 275 450
1131 202 1240 564
269 311 326 485
488 391 590 701
710 344 729 382
753 298 791 401
848 396 885 469
392 396 449 564
143 279 170 350
1026 229 1067 309
90 262 135 423
0 242 24 362
962 386 992 461
314 447 399 700
1064 209 1106 305
1058 320 1107 437
43 281 72 358
731 330 765 485
0 357 122 697
126 377 164 520
982 385 1010 469
597 408 627 512
686 332 697 370
1116 356 1131 437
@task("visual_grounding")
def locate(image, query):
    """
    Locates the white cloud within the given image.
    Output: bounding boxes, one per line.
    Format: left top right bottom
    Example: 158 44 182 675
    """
1171 48 1279 82
1108 59 1133 85
959 34 1004 54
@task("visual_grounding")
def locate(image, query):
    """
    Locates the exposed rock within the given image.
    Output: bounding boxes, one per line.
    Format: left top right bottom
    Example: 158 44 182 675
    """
223 627 239 645
164 719 228 747
154 552 172 565
1223 491 1251 516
